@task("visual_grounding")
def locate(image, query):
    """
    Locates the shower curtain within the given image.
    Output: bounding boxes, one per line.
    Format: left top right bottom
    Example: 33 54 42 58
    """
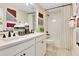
46 4 73 50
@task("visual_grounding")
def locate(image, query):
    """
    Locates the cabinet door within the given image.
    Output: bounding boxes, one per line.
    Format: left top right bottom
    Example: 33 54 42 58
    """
36 35 46 56
41 39 46 56
16 45 35 56
36 40 43 56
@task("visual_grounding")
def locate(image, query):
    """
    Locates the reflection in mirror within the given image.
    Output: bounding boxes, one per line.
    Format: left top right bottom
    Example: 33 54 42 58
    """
0 3 36 37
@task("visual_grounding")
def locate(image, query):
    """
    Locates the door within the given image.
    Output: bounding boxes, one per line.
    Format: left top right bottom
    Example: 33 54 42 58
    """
36 40 43 56
46 5 73 50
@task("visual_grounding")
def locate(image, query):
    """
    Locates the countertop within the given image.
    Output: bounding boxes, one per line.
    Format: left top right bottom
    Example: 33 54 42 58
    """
0 32 46 50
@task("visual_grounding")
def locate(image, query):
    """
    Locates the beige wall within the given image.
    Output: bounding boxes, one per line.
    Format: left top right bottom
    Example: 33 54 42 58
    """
16 9 28 24
72 3 77 16
5 6 28 24
27 14 34 31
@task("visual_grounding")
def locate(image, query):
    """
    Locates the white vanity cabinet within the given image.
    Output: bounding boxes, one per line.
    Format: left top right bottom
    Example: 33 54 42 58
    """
0 38 35 56
36 35 46 56
0 33 46 56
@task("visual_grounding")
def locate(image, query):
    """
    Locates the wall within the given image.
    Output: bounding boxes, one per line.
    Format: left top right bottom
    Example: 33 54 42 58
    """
16 9 28 24
27 14 34 31
72 3 77 16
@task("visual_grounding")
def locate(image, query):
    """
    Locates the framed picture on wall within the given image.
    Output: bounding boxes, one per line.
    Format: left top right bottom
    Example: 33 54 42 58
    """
38 12 43 25
38 18 43 25
38 12 44 32
6 8 17 30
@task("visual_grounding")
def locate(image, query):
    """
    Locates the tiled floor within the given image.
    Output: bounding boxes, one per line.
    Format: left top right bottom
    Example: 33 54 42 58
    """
46 40 73 56
46 45 72 56
46 49 72 56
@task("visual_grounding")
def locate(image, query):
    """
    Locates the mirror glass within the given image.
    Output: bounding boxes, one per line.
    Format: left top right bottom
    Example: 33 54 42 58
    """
0 3 36 32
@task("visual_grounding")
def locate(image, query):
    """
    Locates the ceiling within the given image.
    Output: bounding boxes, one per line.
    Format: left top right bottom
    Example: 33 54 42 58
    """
0 3 35 13
39 3 71 10
0 3 71 13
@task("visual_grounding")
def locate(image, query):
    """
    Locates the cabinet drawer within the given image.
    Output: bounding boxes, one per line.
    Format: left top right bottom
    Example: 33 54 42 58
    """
36 39 46 56
0 39 35 56
15 45 35 56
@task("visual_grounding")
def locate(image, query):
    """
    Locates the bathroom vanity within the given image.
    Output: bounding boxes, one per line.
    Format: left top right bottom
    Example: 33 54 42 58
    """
0 33 46 56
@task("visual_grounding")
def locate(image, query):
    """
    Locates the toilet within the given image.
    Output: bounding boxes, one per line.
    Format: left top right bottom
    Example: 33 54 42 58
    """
46 38 61 55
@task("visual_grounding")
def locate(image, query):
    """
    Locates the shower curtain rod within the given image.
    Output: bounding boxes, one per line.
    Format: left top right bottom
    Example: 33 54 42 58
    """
45 3 72 11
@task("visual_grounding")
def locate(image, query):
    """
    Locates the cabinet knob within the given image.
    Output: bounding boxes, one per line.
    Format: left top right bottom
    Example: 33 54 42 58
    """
23 53 26 56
